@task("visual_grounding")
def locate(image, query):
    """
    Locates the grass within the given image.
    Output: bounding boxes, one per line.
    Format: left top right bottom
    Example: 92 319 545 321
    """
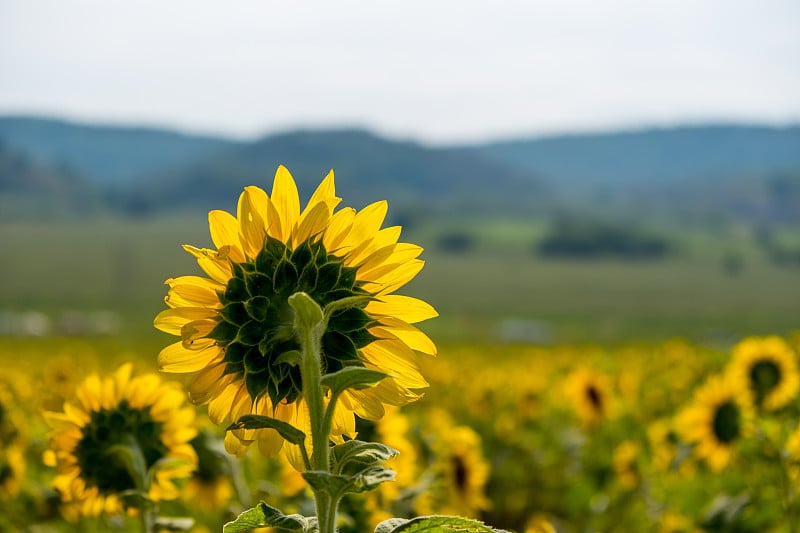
0 215 798 345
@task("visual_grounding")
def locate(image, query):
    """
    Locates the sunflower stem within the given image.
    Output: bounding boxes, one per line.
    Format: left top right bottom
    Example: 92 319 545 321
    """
292 292 338 533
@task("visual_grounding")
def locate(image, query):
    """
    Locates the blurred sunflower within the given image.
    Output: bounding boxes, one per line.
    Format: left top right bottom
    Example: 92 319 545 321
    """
525 515 557 533
647 418 694 475
183 429 233 511
0 445 24 498
563 367 614 427
612 440 640 490
784 424 800 481
675 374 753 472
658 511 701 533
44 363 198 519
726 336 799 411
363 407 420 527
154 166 437 464
0 381 26 448
416 410 490 518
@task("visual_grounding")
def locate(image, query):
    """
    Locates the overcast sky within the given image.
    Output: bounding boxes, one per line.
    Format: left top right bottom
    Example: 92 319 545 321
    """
1 0 798 144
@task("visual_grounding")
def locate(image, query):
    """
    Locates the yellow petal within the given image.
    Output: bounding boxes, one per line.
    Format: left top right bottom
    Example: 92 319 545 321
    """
292 200 331 245
322 207 356 252
237 186 269 258
360 340 428 389
182 245 232 284
187 363 231 404
307 169 338 208
271 165 301 242
158 341 221 372
366 295 438 323
209 210 246 262
154 307 219 335
165 276 223 309
340 201 388 252
365 259 425 295
208 382 241 424
371 318 437 356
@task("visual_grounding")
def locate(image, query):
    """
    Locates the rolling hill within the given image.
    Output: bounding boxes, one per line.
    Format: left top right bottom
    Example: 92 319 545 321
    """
1 115 799 223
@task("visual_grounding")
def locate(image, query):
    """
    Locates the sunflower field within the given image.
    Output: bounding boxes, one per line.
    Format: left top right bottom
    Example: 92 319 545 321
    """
1 167 800 532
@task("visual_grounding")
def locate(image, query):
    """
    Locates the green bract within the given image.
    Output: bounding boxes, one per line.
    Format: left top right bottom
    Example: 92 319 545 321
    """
209 236 376 405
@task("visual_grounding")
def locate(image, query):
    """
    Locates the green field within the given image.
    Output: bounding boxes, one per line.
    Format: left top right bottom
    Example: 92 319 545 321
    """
1 216 797 345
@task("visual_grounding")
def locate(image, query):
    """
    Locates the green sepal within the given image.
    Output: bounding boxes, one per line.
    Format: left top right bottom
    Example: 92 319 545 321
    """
106 434 148 492
223 501 314 533
323 294 374 321
226 414 306 446
288 291 324 330
275 349 303 367
320 367 388 396
245 295 270 322
331 440 398 477
303 465 396 496
374 516 512 533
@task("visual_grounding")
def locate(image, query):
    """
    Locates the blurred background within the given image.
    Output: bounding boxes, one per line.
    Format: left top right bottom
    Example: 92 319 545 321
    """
3 2 800 531
1 0 799 345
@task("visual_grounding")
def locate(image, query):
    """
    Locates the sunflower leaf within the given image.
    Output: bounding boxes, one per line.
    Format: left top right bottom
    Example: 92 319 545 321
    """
302 470 351 496
303 465 396 497
223 501 312 532
226 415 306 446
375 515 512 533
321 367 388 396
331 440 398 476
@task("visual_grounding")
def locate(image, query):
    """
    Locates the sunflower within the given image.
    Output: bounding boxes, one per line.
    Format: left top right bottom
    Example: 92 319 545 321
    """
675 374 753 472
726 336 799 411
563 367 615 427
154 166 437 465
44 363 198 519
415 409 490 518
183 429 234 511
784 424 800 481
612 440 640 490
525 515 557 533
0 445 24 499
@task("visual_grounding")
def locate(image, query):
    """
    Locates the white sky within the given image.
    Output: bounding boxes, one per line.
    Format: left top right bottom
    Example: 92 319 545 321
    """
1 0 799 144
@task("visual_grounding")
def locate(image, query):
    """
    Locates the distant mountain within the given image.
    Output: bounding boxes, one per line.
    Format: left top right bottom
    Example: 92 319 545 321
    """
0 116 236 184
2 115 799 224
482 124 800 189
118 129 542 217
0 141 100 219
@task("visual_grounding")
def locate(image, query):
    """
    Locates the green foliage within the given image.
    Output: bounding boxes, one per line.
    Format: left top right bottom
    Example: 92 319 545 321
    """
537 214 671 259
330 440 398 477
303 439 398 497
374 516 511 533
320 368 387 396
223 502 315 533
226 415 306 446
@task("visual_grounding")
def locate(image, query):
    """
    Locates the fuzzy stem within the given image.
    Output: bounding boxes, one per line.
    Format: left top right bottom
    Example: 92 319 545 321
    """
298 311 337 533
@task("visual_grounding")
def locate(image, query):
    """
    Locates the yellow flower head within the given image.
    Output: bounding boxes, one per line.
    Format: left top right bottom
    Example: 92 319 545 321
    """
563 367 615 427
416 410 490 518
44 363 198 519
675 374 753 472
726 336 799 411
183 429 234 511
613 439 641 490
154 166 437 464
0 445 25 499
